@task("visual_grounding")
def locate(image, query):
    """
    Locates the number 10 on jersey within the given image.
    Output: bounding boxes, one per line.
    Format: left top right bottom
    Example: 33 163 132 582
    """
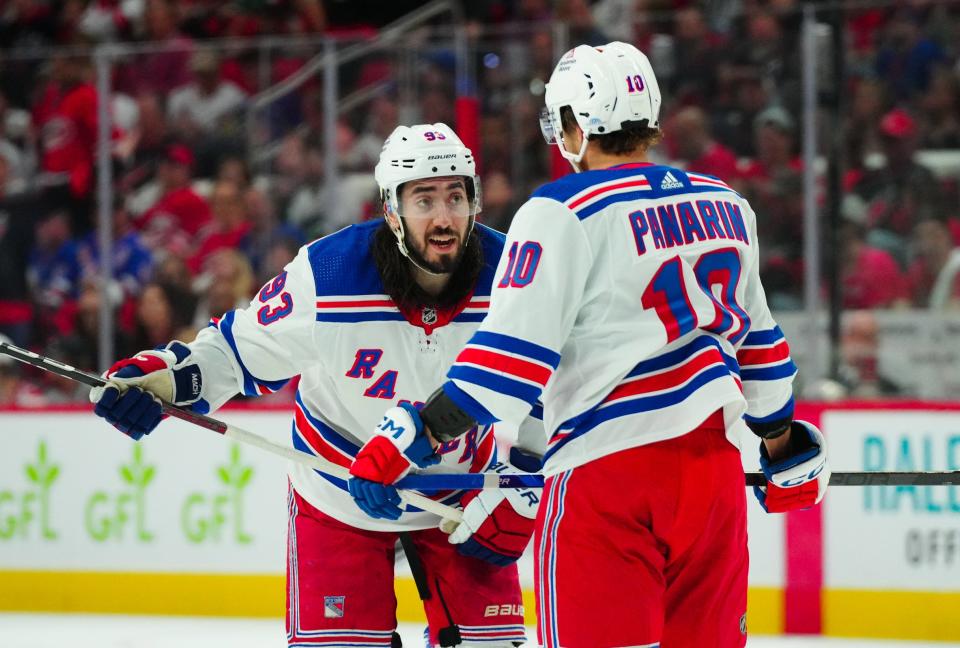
641 248 750 344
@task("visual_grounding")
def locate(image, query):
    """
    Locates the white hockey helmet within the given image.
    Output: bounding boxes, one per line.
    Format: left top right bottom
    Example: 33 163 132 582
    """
540 41 662 170
374 123 481 271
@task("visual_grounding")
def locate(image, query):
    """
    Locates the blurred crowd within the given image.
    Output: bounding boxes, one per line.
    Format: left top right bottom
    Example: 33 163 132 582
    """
2 0 960 405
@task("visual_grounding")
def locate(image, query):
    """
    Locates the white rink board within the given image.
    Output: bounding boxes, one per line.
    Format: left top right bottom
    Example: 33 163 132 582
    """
0 410 291 574
0 409 784 588
823 410 960 590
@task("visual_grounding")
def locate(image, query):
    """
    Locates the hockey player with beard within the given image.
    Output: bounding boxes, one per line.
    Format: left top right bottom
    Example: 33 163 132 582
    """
90 123 540 648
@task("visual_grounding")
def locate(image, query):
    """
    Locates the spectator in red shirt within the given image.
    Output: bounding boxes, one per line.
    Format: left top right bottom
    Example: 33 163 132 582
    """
137 143 211 257
666 106 740 183
188 180 252 274
840 218 908 310
34 55 102 233
839 193 908 310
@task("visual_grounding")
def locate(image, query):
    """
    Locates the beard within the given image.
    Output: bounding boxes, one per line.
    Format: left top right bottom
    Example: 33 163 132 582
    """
404 224 464 274
372 221 484 311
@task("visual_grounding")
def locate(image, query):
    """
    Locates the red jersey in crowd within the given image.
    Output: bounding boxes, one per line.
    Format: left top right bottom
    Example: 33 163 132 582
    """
140 186 212 237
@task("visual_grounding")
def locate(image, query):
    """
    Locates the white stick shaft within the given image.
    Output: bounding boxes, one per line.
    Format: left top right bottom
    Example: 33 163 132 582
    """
223 424 462 522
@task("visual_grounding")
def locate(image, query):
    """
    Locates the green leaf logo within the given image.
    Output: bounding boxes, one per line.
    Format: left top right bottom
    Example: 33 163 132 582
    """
25 441 60 489
236 467 253 489
217 444 254 490
120 445 157 489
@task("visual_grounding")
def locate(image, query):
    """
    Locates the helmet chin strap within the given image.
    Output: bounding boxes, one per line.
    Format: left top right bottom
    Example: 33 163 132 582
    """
389 213 451 278
556 132 590 173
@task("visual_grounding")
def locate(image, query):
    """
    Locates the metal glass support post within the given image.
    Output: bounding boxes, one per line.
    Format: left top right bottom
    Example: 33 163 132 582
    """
323 38 339 214
94 45 115 372
801 4 823 386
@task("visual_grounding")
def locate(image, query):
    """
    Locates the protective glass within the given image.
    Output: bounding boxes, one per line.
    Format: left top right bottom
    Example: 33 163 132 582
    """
396 177 481 219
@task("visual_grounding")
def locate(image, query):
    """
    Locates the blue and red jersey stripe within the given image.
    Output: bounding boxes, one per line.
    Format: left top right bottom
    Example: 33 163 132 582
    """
545 336 740 461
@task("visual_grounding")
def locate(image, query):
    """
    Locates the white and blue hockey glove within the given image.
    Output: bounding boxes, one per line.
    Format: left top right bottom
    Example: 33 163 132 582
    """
754 420 830 513
348 403 440 520
89 341 203 441
447 447 541 566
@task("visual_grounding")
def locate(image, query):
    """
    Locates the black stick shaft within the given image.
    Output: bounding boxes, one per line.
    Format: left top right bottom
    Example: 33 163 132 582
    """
0 341 227 434
744 471 960 487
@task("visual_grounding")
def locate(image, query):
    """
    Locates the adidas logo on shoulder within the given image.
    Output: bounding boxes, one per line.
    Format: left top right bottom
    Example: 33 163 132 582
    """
660 171 684 190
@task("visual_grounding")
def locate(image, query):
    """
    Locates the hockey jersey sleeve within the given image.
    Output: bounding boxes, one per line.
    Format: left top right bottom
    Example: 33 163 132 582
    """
736 203 798 427
443 197 592 426
187 246 320 412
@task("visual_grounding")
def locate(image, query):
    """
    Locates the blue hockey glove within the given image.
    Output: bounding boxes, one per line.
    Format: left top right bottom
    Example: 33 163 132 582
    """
348 403 440 520
89 341 202 440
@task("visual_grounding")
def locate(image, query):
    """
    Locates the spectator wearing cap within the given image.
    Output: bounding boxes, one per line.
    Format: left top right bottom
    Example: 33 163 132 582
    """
136 143 212 256
738 105 802 200
167 50 247 138
854 108 944 265
666 106 740 184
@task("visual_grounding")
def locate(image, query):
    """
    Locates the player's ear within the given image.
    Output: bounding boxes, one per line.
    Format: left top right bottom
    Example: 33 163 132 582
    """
563 123 584 153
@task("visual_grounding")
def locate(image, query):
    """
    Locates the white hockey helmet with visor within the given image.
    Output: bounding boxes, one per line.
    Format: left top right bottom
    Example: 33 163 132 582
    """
539 41 662 171
374 123 481 269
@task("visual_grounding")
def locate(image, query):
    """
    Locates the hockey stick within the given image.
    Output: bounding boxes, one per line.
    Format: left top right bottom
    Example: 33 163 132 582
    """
5 343 958 493
0 341 463 522
398 469 960 490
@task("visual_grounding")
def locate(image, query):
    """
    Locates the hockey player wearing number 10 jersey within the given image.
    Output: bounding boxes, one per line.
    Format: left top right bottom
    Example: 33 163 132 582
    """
353 43 832 647
90 123 543 648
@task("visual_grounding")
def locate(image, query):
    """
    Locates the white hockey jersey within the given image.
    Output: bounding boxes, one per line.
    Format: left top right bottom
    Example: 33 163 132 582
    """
442 163 798 477
185 220 543 531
